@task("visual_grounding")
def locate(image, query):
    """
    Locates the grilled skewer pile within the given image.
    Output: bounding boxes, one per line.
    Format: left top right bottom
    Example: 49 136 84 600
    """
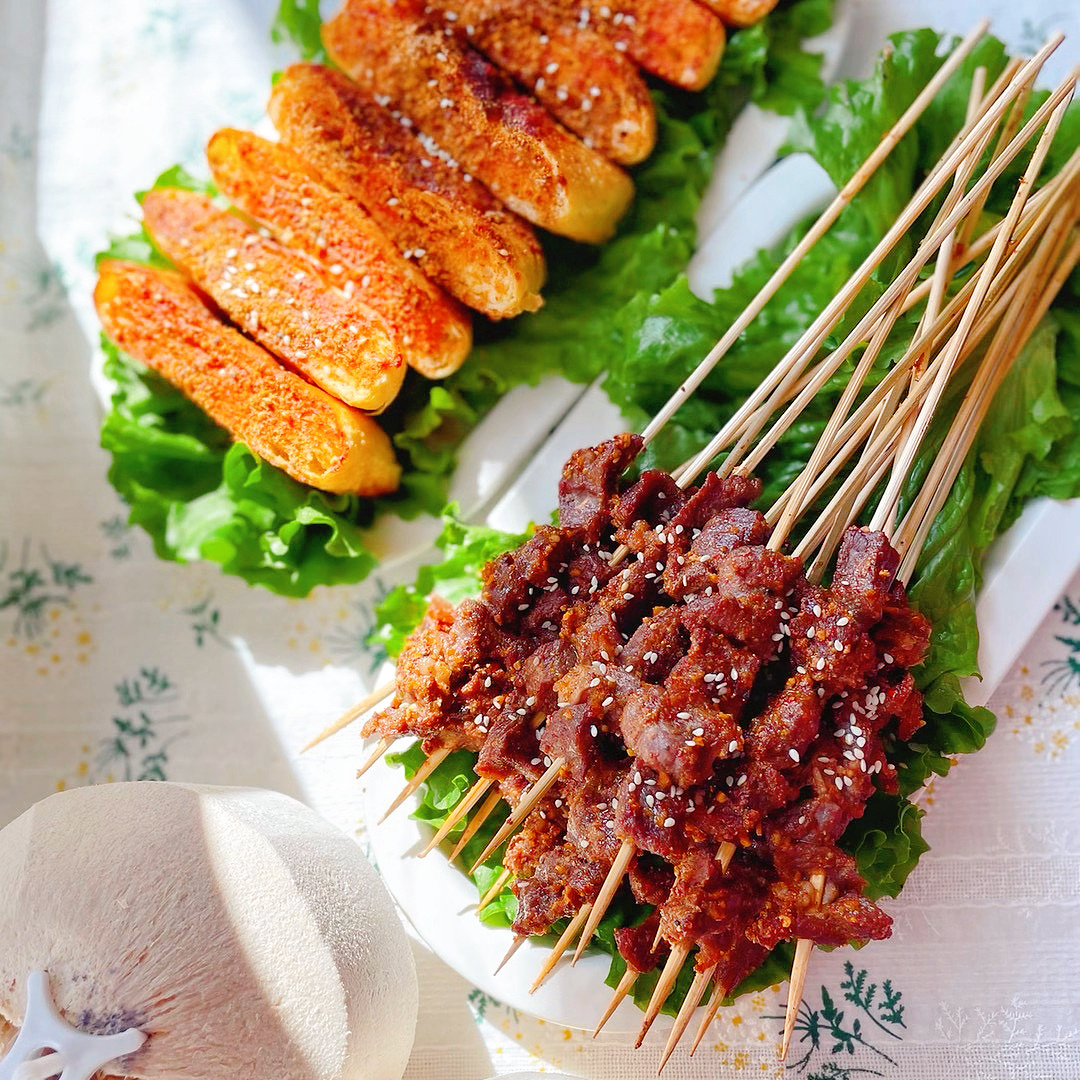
94 0 776 497
329 26 1080 1068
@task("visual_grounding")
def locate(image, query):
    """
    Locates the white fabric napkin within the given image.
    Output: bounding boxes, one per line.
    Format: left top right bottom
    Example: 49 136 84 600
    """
1 1 1078 1078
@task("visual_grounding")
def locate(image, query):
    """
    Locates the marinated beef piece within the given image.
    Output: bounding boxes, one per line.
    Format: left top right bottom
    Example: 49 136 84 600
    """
612 469 685 530
558 432 642 539
512 841 606 934
696 932 770 999
791 894 893 946
504 804 565 879
619 683 740 790
874 591 933 671
476 709 546 788
540 703 605 782
375 437 932 997
518 638 577 709
745 675 823 769
621 605 687 681
699 758 800 844
483 525 573 626
833 525 900 598
615 916 668 974
670 471 762 531
561 602 623 668
628 854 676 907
659 848 768 950
690 507 771 560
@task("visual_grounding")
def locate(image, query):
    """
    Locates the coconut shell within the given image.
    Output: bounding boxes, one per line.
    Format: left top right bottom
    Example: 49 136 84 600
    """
0 783 418 1080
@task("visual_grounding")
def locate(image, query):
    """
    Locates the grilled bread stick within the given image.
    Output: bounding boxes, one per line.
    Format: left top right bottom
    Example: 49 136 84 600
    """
323 0 635 243
142 188 405 413
695 0 779 28
206 128 472 380
269 63 545 320
540 0 726 91
408 0 656 166
94 260 402 497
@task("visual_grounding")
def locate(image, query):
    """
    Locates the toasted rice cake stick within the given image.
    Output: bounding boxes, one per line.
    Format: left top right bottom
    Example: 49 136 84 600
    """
207 128 472 380
323 0 635 243
269 64 545 320
94 261 402 497
540 0 726 91
142 188 405 412
418 0 656 166
695 0 779 28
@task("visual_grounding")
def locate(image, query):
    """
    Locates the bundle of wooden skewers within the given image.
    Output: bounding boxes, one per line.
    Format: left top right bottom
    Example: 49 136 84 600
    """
312 22 1079 1071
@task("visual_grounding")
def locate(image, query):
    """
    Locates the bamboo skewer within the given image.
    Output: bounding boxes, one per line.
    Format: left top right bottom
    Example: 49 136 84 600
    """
895 207 1080 580
479 866 514 911
469 756 566 872
780 871 826 1061
419 775 494 856
594 966 641 1037
495 932 527 974
379 745 451 822
870 85 1075 537
638 20 992 450
679 47 1070 491
531 904 594 992
659 964 718 1073
783 158 1080 530
305 680 396 752
357 735 396 780
449 786 505 862
635 944 693 1047
690 978 729 1055
571 838 637 963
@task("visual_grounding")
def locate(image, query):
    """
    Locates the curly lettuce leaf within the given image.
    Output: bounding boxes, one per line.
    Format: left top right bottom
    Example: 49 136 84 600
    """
270 0 327 63
372 507 528 658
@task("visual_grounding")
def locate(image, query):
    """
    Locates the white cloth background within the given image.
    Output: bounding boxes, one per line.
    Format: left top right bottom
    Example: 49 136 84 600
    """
1 1 1078 1078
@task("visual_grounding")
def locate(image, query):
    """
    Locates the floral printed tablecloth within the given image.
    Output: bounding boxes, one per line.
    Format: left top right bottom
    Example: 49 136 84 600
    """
1 1 1078 1078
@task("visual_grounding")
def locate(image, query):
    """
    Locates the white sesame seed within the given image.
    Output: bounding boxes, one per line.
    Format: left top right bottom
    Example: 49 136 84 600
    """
788 748 800 763
663 817 676 828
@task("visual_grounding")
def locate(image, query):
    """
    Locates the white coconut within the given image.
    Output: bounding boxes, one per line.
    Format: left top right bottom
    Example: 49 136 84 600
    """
0 782 418 1080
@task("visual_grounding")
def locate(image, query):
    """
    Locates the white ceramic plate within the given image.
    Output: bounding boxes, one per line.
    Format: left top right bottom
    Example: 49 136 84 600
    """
360 144 1080 1034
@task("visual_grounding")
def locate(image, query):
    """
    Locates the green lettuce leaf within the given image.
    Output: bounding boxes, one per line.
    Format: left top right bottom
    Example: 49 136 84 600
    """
372 507 528 659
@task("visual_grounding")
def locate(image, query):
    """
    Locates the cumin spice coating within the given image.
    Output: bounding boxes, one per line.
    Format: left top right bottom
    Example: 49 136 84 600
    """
367 434 931 997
